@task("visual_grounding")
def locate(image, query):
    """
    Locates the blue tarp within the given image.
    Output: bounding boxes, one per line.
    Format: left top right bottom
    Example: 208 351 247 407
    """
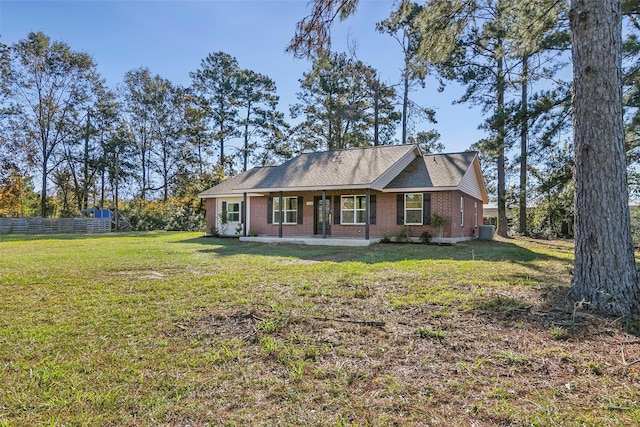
95 209 111 219
81 207 111 219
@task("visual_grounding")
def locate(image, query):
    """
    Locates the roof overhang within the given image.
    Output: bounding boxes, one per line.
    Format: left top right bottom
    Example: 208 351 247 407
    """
472 157 489 203
235 184 373 193
381 186 458 193
198 192 265 199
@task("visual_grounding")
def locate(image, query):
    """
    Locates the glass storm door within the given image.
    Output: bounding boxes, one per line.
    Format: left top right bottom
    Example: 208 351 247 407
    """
315 197 331 235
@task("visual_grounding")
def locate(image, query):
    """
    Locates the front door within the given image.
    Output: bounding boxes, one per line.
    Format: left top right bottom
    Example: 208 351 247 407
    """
314 197 331 235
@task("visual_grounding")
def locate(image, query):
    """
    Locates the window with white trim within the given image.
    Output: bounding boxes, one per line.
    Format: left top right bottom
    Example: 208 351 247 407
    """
273 196 298 224
474 201 478 227
404 193 423 225
341 195 367 224
460 196 465 226
227 202 240 222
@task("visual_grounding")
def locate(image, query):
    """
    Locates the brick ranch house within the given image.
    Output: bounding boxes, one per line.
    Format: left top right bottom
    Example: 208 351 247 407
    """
198 144 488 245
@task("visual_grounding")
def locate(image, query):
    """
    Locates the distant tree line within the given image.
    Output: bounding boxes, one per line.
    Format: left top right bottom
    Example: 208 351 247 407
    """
0 33 418 224
2 1 640 245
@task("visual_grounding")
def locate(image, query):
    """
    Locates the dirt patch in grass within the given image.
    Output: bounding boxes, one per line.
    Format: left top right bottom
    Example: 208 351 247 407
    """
311 252 362 262
275 252 362 265
117 269 168 280
275 259 321 265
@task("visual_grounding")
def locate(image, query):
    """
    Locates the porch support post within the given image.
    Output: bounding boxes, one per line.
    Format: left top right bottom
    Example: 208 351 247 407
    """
322 190 327 238
242 192 247 237
365 188 370 240
278 191 283 238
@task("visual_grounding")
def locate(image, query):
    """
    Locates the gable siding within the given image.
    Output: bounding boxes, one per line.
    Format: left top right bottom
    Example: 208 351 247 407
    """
458 159 484 200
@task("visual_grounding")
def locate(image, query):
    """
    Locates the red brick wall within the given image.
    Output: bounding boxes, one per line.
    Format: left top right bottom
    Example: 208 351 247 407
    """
444 191 483 239
244 190 484 239
249 197 268 235
250 194 316 236
430 191 453 238
205 198 216 235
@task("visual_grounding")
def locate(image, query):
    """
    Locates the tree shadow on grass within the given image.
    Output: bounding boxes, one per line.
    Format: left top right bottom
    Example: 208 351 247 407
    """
178 235 572 266
182 236 630 337
0 230 174 242
463 284 640 339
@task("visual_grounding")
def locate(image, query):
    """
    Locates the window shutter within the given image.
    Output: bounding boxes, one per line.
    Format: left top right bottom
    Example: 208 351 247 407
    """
397 194 404 225
240 201 246 224
297 196 303 224
423 193 431 225
369 195 376 225
266 197 273 224
221 201 227 213
333 196 341 225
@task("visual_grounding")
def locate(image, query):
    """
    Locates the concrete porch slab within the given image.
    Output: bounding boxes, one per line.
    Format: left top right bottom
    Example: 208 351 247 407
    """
239 236 380 247
239 235 475 247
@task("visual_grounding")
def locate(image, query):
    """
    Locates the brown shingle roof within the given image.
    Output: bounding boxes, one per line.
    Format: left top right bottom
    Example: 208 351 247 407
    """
199 144 417 197
197 167 275 197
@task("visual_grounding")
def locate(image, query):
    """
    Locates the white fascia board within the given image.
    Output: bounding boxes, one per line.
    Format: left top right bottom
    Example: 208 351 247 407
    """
381 186 458 193
198 193 238 199
234 184 371 193
227 191 266 197
474 157 489 203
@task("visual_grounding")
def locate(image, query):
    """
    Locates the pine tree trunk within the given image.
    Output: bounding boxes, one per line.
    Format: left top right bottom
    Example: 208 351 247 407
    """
496 40 508 238
243 100 251 172
402 75 409 145
569 0 640 315
374 82 380 146
519 56 528 235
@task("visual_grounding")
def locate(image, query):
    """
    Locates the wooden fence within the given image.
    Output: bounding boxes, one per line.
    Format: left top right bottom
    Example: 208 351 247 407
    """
0 218 111 234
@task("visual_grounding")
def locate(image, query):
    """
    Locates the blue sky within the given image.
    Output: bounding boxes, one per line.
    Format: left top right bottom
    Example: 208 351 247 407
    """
0 0 484 153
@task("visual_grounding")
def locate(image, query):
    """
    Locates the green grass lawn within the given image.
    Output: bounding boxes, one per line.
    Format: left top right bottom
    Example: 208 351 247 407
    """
0 232 638 426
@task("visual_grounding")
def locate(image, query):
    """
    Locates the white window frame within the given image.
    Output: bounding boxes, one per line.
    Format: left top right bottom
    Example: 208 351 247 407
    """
341 195 367 225
273 196 298 224
474 201 478 227
404 193 423 225
460 196 465 226
227 202 240 222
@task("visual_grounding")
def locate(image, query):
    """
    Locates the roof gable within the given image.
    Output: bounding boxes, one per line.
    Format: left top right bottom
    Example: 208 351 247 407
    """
385 152 476 188
459 156 489 203
384 151 488 201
